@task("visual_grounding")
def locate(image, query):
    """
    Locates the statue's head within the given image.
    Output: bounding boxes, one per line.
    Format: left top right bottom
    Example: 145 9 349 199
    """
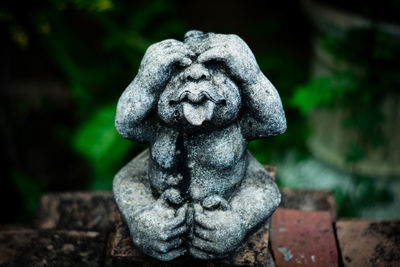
157 31 241 132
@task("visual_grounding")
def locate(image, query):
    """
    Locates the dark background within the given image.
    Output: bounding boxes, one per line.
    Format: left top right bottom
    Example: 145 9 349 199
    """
1 0 399 224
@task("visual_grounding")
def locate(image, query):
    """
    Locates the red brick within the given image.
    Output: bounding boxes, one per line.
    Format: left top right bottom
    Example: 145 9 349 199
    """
280 189 337 220
270 208 338 267
336 219 400 267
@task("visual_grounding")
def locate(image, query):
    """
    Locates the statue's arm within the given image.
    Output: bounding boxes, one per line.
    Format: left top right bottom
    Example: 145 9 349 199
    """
115 39 194 144
239 73 287 140
196 33 286 140
115 77 157 144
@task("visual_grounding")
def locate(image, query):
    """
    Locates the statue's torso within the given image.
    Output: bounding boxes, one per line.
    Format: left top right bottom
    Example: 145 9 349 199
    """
149 123 247 201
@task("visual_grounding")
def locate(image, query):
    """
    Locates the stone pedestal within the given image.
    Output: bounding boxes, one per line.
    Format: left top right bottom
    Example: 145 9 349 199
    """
109 212 274 266
270 208 338 267
36 191 119 232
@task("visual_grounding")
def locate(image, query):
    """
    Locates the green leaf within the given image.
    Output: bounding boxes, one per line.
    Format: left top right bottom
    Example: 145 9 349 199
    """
12 170 44 221
73 104 139 189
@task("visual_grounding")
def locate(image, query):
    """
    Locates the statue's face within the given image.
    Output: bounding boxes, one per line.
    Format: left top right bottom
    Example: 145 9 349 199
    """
157 63 241 132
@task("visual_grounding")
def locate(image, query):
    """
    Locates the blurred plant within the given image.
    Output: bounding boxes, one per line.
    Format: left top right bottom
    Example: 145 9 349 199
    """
73 105 145 189
1 0 189 223
12 170 44 222
291 27 400 164
249 51 310 164
288 4 400 218
334 174 393 217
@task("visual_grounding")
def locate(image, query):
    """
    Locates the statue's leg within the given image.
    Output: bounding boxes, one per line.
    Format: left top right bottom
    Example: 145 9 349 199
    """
113 149 188 261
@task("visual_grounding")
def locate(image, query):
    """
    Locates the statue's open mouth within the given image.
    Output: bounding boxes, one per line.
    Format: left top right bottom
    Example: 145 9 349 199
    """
170 90 226 126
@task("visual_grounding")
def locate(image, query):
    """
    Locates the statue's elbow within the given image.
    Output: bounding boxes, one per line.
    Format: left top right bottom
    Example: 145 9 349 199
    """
265 109 287 137
115 119 132 140
275 109 287 135
275 113 287 135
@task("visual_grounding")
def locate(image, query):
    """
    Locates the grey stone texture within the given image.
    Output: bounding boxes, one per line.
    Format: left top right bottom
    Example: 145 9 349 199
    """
113 30 287 261
36 192 119 232
0 229 106 267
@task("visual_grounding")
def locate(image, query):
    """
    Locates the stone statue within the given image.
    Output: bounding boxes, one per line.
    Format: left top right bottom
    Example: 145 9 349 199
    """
113 30 286 261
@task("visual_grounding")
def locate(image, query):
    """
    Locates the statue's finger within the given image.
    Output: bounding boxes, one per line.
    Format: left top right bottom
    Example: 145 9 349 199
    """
191 237 218 254
218 198 230 211
194 212 216 230
194 203 204 214
154 238 183 254
158 188 183 208
202 195 230 211
194 226 213 242
164 53 192 68
161 225 188 241
165 188 183 205
169 204 188 228
197 47 228 64
160 40 195 56
154 248 186 261
157 191 170 207
176 57 192 67
188 246 216 260
202 195 220 209
179 45 196 57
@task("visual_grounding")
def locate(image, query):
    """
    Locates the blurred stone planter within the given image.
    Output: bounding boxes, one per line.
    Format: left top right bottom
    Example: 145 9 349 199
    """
303 0 400 177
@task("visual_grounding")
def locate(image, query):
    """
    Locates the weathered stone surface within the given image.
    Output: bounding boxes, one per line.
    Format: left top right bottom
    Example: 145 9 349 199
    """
0 229 106 267
35 188 336 232
109 211 273 266
336 219 400 267
113 30 286 260
36 192 118 232
280 188 337 220
270 208 338 267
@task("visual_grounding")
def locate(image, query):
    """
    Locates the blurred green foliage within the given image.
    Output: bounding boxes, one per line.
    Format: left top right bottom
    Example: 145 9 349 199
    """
334 174 393 218
12 170 44 222
2 0 192 222
73 104 145 189
288 23 400 218
291 27 400 164
3 0 310 195
249 52 310 164
2 0 399 222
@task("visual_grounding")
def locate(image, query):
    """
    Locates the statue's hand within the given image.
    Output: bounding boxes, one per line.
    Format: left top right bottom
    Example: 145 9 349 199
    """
189 200 246 259
138 39 195 92
131 189 188 261
197 34 259 86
